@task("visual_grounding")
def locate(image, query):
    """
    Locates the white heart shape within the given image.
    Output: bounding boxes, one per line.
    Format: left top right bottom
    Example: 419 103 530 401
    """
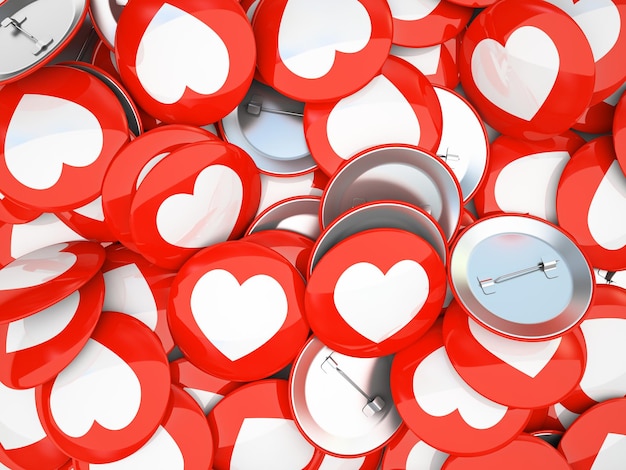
494 151 570 223
73 196 105 222
390 44 441 76
6 290 80 353
334 260 429 343
10 213 86 260
190 269 288 361
326 75 421 160
317 454 366 470
588 160 626 250
156 165 243 249
182 387 224 415
88 426 184 470
278 0 372 79
0 383 46 450
579 318 626 402
0 243 76 291
471 26 559 121
4 94 103 189
468 318 561 378
591 433 626 469
103 264 158 331
405 440 448 470
413 347 508 429
387 0 440 21
231 418 315 470
50 339 141 438
544 0 620 61
136 3 230 104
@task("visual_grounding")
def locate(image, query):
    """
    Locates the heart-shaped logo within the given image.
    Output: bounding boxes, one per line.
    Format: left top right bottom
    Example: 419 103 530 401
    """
5 290 80 353
545 0 619 61
49 339 142 438
591 433 626 468
4 94 104 190
136 3 230 104
103 264 158 331
468 318 561 378
230 418 315 469
471 26 559 121
588 160 626 250
0 243 76 291
579 318 626 402
494 151 570 223
334 260 429 343
73 196 105 222
406 440 448 469
0 383 46 450
156 165 243 248
387 0 440 21
326 75 421 160
277 0 372 79
413 347 508 429
190 269 288 361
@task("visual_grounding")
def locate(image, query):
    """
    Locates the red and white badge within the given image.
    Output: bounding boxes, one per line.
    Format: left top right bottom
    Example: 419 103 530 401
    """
115 0 256 125
446 0 496 6
92 40 122 83
389 35 460 89
0 381 68 470
129 140 261 270
101 124 216 250
0 241 104 323
0 65 129 211
36 312 171 464
473 131 585 223
56 196 116 243
390 319 532 456
315 450 382 470
73 385 214 470
304 56 442 177
244 229 314 279
101 244 176 354
253 0 393 102
208 379 321 470
381 427 449 470
559 398 626 469
168 241 309 382
543 0 626 104
459 0 595 140
90 0 125 51
387 0 472 47
0 272 103 390
0 195 41 225
578 80 626 134
613 89 626 171
442 434 571 469
556 136 626 271
443 300 586 409
169 358 242 415
306 228 446 357
561 285 626 414
256 170 328 216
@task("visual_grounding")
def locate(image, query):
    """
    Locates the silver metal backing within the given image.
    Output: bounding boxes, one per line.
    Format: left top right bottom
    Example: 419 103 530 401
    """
246 196 321 240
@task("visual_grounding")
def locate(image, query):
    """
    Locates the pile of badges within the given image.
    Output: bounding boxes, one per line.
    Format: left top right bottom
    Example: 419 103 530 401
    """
1 0 626 468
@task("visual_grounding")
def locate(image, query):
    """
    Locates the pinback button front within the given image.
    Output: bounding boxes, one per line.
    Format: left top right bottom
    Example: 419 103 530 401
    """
449 214 594 341
243 229 314 279
289 337 402 457
306 228 446 357
381 427 449 470
0 0 88 84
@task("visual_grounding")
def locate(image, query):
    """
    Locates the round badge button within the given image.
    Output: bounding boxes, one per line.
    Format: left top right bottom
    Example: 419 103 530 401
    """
290 337 402 457
0 65 129 211
253 0 393 103
449 214 594 340
246 196 322 241
0 272 103 390
129 140 261 270
473 131 585 223
391 319 532 456
243 229 314 279
443 300 586 409
556 136 626 271
208 379 321 470
89 0 125 50
168 241 309 382
306 228 446 357
0 195 41 225
0 241 104 323
304 56 442 177
36 312 171 464
315 450 382 470
459 0 595 140
614 88 626 172
115 0 256 125
73 385 214 470
381 427 449 470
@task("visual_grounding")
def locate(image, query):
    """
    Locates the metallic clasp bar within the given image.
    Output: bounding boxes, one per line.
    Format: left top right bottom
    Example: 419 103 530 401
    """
478 259 559 295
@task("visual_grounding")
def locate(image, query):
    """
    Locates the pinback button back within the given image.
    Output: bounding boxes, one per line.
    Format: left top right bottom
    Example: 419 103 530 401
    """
89 0 125 50
289 337 402 457
246 195 322 241
449 213 594 341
